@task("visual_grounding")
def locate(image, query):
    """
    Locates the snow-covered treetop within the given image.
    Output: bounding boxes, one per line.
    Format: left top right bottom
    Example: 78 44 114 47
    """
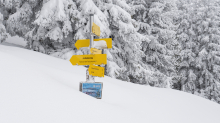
0 13 7 42
34 0 67 27
0 13 3 23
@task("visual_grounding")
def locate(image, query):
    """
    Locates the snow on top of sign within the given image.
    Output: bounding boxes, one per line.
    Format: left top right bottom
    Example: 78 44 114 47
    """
93 40 107 49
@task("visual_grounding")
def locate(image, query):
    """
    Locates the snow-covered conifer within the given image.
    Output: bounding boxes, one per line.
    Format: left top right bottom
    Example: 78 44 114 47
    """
176 0 220 103
137 0 180 87
0 13 7 42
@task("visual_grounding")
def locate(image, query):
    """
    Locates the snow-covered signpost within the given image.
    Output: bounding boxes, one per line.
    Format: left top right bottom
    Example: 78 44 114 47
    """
69 14 112 99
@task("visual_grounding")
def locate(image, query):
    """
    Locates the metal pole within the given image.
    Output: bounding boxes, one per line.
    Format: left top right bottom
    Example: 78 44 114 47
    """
90 14 94 48
86 14 95 82
101 49 106 75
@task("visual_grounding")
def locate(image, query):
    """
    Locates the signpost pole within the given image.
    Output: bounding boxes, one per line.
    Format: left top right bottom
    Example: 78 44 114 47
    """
102 49 107 75
86 14 95 82
90 14 94 49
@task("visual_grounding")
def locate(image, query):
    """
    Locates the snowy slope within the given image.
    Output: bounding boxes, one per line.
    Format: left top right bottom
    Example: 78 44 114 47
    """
0 40 220 123
1 36 26 48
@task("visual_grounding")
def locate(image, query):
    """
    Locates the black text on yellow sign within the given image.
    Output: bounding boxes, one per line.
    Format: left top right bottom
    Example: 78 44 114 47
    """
92 22 100 37
69 54 107 66
88 65 104 77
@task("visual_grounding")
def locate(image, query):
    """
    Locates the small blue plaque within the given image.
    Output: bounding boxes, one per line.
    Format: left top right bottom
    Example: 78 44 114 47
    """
80 82 103 99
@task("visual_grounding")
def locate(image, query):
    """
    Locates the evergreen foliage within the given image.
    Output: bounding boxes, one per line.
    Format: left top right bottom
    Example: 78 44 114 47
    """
0 13 7 42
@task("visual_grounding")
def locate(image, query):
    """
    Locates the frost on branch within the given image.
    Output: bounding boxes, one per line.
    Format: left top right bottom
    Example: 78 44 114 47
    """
0 13 7 42
34 0 67 27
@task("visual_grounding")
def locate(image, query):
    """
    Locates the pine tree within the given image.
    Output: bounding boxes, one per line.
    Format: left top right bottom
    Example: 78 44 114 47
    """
176 0 220 103
0 13 7 42
136 0 181 87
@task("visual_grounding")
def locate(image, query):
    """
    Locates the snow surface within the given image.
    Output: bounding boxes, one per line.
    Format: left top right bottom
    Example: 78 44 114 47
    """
1 36 26 48
0 38 220 123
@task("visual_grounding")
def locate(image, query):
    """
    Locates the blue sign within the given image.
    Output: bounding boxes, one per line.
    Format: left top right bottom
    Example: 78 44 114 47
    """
81 83 103 99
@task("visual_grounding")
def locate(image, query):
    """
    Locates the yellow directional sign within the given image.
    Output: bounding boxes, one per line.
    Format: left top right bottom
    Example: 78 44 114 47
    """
92 22 100 37
69 54 107 65
88 65 104 77
75 38 112 50
90 48 102 54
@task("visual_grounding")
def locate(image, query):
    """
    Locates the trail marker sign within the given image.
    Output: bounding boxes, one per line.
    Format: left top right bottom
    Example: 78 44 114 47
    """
92 22 100 37
88 65 104 77
75 38 112 50
90 48 102 54
75 39 90 50
69 54 107 66
70 15 113 99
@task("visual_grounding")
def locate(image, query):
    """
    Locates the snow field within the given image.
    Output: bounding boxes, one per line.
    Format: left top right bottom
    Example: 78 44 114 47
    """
0 41 220 123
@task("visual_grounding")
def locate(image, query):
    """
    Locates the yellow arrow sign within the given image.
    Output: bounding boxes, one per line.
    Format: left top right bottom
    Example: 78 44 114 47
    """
75 38 112 50
92 22 100 37
90 48 102 54
69 54 107 65
88 65 104 77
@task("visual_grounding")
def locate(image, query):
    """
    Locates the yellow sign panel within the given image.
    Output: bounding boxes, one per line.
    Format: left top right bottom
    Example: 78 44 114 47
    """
69 54 107 66
88 65 104 77
90 48 102 54
92 22 100 37
75 38 112 50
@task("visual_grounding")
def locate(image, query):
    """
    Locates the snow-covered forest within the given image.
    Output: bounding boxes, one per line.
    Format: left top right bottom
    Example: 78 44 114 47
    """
0 0 220 104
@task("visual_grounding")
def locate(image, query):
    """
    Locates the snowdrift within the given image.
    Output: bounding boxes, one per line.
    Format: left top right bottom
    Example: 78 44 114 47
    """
0 42 220 123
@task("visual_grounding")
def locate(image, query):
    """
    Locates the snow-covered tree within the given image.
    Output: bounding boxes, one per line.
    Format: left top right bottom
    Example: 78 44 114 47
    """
2 0 37 37
0 13 7 42
176 0 220 103
134 0 180 87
